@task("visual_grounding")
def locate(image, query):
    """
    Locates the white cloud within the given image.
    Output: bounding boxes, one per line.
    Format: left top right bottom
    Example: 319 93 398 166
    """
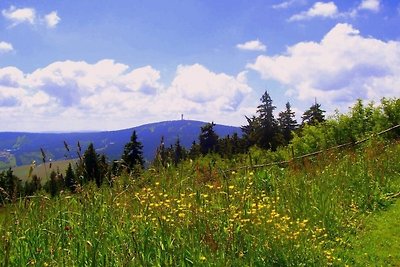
272 0 306 9
0 42 14 53
248 23 400 112
273 1 294 9
44 11 61 28
2 6 61 28
289 1 339 21
0 61 253 131
2 6 36 26
236 40 267 52
358 0 380 12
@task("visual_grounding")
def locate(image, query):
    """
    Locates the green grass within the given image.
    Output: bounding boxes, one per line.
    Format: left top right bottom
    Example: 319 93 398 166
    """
344 199 400 266
1 141 400 266
11 159 77 182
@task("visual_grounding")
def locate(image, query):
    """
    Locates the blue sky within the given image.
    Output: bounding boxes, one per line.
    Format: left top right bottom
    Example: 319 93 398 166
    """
0 0 399 131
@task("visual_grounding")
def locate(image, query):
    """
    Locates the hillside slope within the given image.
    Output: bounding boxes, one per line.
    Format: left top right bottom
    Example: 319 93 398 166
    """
0 120 241 169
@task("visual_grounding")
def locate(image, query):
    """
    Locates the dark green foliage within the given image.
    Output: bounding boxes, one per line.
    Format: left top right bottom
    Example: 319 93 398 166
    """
122 130 144 172
189 141 201 159
218 133 247 158
242 91 280 150
301 101 326 126
0 168 22 204
65 163 76 192
199 122 219 155
241 115 261 148
278 102 298 144
45 170 64 197
173 138 186 166
257 91 280 150
24 175 41 196
83 143 100 185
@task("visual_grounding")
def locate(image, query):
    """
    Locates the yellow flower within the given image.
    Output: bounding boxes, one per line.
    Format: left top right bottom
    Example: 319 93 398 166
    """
200 256 206 261
228 185 235 190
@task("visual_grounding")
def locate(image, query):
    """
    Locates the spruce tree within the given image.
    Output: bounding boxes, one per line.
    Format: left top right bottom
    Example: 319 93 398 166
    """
256 90 279 150
241 115 261 148
199 122 219 155
278 102 298 144
173 137 185 166
122 131 144 171
65 163 76 192
302 100 326 126
83 143 100 185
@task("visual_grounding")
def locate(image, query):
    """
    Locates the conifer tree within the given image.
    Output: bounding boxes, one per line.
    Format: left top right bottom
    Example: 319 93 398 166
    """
83 143 100 185
199 122 219 155
122 131 144 171
189 141 201 159
256 90 279 150
302 100 326 126
65 163 76 192
241 115 261 148
48 170 59 197
173 137 185 166
278 102 298 144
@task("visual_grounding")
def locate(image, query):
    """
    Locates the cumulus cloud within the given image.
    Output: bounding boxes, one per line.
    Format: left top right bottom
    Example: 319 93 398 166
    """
248 23 400 110
289 1 339 21
0 41 14 53
0 61 253 131
2 5 60 28
236 40 267 52
2 6 36 26
358 0 380 12
44 11 61 28
167 64 251 111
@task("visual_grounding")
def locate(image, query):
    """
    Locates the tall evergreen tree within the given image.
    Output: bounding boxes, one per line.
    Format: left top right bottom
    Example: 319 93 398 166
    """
83 143 100 185
173 137 185 166
199 122 219 155
65 163 76 192
302 100 326 126
122 131 144 171
278 102 298 144
256 90 279 150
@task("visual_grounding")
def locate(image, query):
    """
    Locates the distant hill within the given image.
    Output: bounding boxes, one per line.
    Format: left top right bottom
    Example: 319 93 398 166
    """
0 120 241 170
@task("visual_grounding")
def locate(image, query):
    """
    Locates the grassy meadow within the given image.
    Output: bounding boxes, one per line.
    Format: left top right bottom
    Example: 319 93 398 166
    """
1 139 400 266
11 159 76 183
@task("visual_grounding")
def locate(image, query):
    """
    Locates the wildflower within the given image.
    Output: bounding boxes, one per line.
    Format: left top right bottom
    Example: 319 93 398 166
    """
228 185 235 190
200 255 206 261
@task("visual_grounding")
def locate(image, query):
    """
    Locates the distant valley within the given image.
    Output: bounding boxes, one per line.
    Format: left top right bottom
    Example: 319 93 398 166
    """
0 120 241 170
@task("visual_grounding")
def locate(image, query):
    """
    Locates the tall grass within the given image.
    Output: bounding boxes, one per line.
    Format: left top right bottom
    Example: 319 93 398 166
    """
1 141 399 266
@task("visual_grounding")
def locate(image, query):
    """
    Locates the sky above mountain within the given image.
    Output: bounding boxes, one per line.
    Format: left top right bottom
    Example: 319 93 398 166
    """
0 0 399 132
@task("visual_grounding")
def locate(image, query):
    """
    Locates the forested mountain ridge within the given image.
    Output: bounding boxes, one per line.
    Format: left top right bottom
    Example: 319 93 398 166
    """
0 120 241 169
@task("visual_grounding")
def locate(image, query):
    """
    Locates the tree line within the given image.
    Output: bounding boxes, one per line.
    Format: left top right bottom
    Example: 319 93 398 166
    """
1 91 399 204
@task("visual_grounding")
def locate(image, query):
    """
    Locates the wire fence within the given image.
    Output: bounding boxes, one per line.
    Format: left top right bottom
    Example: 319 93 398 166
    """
225 124 400 172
